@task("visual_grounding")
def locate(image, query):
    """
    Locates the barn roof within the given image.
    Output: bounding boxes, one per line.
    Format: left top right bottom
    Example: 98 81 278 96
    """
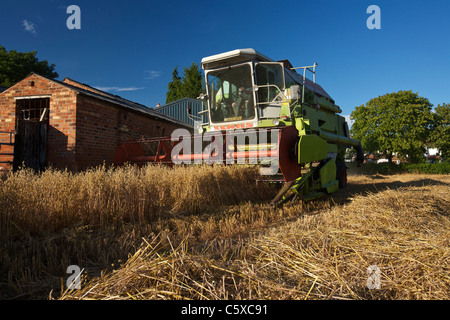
3 73 191 129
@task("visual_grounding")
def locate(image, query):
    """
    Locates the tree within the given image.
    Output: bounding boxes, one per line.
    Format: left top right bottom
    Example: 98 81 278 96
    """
165 62 203 103
430 103 450 160
0 45 58 87
180 62 203 100
165 67 182 103
349 104 380 155
350 90 434 163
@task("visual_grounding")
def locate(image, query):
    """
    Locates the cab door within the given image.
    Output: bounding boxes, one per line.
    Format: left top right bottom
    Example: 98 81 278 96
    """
254 62 285 119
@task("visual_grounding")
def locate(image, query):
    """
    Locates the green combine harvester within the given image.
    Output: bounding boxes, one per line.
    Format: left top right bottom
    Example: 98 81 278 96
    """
114 48 364 206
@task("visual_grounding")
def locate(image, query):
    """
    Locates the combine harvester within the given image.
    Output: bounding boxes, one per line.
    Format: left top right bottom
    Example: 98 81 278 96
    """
114 49 364 206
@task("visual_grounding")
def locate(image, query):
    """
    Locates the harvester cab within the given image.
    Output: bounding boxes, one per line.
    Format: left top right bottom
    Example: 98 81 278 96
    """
114 48 364 206
200 49 319 133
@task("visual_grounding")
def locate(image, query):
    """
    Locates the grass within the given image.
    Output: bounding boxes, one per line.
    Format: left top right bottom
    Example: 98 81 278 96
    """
0 164 449 300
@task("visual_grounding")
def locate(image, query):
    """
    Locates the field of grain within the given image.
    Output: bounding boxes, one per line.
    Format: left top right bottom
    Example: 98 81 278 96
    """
0 164 449 300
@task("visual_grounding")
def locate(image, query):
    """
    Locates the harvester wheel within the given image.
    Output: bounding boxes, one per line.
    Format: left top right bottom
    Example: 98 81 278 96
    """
336 161 347 188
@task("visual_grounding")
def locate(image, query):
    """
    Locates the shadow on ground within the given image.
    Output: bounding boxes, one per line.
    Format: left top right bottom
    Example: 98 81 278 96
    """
332 175 449 206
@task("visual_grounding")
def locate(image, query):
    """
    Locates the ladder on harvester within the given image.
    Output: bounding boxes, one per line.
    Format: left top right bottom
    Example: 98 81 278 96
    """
0 131 15 172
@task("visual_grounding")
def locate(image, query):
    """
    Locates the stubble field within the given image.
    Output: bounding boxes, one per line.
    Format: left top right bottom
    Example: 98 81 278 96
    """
0 164 448 300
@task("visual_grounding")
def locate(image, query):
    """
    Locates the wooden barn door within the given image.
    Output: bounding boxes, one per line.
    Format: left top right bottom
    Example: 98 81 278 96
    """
14 98 49 171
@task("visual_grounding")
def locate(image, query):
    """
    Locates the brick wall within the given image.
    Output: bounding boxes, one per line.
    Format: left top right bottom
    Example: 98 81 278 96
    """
0 74 77 171
0 88 15 170
74 94 183 170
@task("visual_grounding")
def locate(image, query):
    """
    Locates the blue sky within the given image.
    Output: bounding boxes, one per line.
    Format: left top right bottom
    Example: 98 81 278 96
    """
1 0 450 120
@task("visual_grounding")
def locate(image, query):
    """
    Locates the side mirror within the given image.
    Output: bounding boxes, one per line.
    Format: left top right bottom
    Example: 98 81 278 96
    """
187 102 192 117
197 93 209 101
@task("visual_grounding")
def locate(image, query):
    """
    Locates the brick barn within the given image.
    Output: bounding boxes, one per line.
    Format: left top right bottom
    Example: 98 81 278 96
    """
0 73 191 172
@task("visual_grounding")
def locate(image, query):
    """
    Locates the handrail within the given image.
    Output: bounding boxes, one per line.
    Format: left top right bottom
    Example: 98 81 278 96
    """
290 63 318 103
187 100 209 128
254 84 289 106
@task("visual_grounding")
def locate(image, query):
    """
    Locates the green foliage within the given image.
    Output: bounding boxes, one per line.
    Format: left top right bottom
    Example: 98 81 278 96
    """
165 67 182 104
361 162 403 175
401 162 450 174
165 62 203 103
350 90 434 163
180 62 203 99
0 45 58 87
430 103 450 160
361 162 450 175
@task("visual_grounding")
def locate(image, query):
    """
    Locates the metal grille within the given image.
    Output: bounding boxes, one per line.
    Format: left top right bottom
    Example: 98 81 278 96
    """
16 98 50 122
